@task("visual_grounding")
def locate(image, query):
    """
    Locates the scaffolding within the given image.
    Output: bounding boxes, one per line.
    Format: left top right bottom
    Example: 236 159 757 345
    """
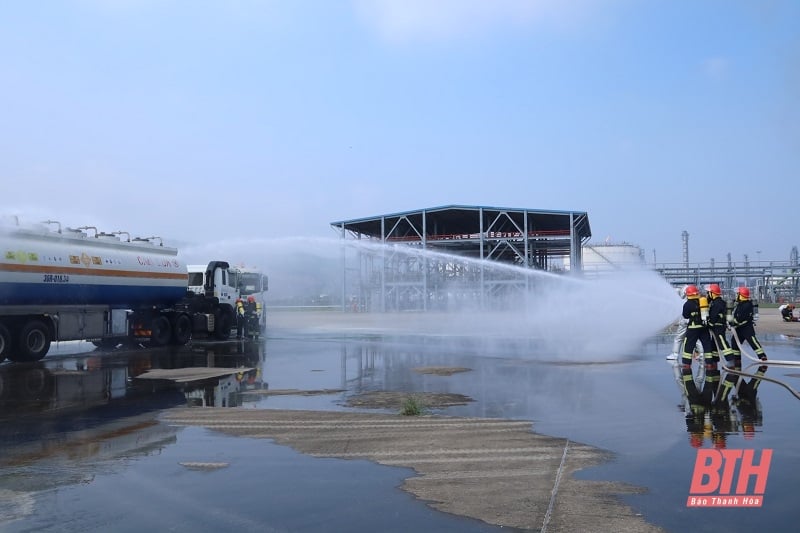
331 205 591 312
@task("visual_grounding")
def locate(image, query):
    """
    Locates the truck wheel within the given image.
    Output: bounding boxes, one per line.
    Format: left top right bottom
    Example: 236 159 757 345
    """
0 323 11 362
22 367 53 400
150 316 172 346
172 314 192 345
214 311 232 340
15 320 52 362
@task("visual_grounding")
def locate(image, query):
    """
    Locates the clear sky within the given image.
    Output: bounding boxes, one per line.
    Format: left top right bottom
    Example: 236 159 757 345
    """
1 1 798 265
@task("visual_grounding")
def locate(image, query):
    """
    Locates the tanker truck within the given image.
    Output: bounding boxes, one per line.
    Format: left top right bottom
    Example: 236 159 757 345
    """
0 219 243 363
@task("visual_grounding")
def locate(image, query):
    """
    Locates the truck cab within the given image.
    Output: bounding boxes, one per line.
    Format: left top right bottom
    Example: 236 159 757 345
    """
130 261 241 346
187 262 240 309
225 266 268 336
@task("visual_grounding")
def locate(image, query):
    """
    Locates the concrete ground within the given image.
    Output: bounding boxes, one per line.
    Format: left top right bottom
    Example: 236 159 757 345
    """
747 306 800 335
162 408 662 532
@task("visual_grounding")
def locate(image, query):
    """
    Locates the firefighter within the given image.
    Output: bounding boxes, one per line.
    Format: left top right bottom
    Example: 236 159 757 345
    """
669 285 703 360
235 297 246 339
779 303 798 322
703 284 731 405
245 295 259 338
717 287 767 405
680 285 712 402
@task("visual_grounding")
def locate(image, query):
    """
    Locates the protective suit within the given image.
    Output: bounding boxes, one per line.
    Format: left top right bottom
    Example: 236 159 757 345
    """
235 298 246 339
780 304 797 322
668 285 702 360
703 284 731 404
717 287 767 405
680 285 712 402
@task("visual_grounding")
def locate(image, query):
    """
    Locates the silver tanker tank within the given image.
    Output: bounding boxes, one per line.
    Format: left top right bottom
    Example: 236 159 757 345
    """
0 221 188 307
0 219 242 363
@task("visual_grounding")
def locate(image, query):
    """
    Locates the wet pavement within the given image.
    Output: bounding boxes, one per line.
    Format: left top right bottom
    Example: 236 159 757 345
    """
1 310 799 531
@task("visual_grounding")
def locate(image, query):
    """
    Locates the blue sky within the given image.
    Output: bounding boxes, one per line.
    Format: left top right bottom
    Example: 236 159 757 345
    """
1 1 798 265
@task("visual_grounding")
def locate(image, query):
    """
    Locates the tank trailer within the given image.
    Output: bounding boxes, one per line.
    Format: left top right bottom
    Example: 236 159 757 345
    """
0 220 249 362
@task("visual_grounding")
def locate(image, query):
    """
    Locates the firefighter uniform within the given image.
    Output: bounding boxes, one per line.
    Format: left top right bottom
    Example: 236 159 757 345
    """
717 287 767 404
245 296 259 338
780 304 797 322
681 285 712 402
235 298 246 339
704 284 732 404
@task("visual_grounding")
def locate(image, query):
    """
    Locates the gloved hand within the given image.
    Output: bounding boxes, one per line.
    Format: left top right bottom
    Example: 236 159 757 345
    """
728 319 735 327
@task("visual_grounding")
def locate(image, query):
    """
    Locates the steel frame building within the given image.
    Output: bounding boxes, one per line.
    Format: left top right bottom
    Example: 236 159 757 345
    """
331 205 591 312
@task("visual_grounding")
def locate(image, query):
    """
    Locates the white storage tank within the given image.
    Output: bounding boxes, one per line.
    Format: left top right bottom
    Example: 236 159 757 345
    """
564 243 644 273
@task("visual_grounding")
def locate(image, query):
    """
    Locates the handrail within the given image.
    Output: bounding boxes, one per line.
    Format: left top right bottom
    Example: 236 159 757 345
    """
385 229 572 242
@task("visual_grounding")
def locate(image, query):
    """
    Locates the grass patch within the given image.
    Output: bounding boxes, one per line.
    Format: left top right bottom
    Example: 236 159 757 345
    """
346 391 473 410
400 395 425 416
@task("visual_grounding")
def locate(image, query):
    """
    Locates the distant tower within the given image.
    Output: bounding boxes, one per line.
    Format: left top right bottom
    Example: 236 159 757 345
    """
682 230 689 268
792 246 798 267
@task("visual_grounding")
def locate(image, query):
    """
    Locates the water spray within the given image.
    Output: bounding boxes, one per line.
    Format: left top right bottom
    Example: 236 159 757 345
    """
181 236 682 362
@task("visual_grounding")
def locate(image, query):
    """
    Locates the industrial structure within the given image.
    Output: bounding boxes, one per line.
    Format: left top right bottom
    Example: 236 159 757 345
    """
654 251 800 303
654 231 800 303
330 205 591 312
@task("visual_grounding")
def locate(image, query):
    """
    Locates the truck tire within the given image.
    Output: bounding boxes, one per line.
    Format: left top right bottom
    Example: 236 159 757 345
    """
21 367 53 400
150 316 172 346
172 314 192 345
214 310 232 340
0 323 11 362
14 320 52 362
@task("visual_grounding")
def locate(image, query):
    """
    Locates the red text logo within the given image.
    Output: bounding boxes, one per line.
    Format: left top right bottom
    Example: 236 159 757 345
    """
687 448 772 507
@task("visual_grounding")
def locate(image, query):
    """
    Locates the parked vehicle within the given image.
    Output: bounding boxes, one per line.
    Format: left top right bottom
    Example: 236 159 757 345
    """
0 219 247 362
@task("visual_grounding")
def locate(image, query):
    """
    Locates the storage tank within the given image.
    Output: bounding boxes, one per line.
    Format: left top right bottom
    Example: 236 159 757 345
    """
0 222 188 307
564 243 644 273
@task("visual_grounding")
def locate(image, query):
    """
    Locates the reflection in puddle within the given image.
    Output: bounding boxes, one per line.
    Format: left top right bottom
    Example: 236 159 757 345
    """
0 338 269 418
0 339 271 530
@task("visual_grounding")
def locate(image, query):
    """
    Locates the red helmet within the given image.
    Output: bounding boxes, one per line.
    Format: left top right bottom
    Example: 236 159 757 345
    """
737 286 750 299
247 295 255 303
707 284 721 296
685 285 699 298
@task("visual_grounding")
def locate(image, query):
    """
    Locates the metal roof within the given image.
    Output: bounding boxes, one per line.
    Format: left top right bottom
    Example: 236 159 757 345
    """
330 204 591 241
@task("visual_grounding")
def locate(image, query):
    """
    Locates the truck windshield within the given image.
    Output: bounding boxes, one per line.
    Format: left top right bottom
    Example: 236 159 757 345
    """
188 272 204 286
238 273 262 295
